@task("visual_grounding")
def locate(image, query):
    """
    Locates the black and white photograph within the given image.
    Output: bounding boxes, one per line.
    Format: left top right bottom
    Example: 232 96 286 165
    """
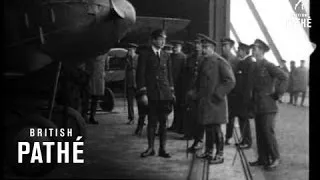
3 0 314 179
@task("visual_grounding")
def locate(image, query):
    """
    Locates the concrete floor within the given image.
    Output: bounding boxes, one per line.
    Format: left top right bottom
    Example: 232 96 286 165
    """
5 96 308 180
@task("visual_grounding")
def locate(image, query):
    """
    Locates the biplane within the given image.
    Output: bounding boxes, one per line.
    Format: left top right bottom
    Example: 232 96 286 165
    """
4 0 135 176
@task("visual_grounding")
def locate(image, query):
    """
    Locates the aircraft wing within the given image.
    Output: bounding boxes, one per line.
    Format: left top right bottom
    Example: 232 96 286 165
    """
121 16 191 42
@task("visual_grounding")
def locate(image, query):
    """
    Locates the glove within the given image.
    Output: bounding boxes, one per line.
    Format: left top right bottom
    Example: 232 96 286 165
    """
138 94 148 106
270 93 280 100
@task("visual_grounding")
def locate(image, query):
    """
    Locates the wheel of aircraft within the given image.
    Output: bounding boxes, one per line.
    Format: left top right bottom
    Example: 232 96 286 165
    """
5 113 62 177
45 105 87 142
100 87 115 112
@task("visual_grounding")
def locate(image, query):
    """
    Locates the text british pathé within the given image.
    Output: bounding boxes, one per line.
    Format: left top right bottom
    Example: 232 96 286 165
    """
18 128 84 164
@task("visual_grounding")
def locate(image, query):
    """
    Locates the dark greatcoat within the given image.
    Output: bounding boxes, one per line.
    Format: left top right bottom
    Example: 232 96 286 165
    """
287 66 297 93
195 55 236 125
225 54 240 117
232 56 256 118
171 52 187 104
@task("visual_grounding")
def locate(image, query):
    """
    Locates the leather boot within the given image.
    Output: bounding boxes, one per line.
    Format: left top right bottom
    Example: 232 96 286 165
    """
159 126 171 158
134 117 145 136
196 148 213 159
141 126 155 158
209 154 224 164
187 140 203 153
216 134 224 157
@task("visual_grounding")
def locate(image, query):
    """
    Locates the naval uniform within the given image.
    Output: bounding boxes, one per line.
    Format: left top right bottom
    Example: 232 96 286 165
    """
136 45 174 155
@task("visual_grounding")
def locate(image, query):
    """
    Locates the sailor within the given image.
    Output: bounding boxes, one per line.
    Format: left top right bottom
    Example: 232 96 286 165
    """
136 29 175 158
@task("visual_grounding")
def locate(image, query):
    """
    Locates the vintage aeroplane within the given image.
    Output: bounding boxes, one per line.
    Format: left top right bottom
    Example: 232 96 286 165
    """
4 0 136 177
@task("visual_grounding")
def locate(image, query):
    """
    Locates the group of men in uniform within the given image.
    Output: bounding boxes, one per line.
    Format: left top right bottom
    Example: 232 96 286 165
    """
287 60 309 106
122 28 289 170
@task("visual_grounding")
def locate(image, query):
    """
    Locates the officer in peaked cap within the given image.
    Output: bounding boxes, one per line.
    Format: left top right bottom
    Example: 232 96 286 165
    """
221 37 235 47
238 42 251 55
189 33 236 165
151 29 167 39
168 40 187 137
163 44 173 54
221 37 239 146
127 43 138 49
230 41 255 149
170 40 184 45
250 39 270 52
197 33 217 47
249 38 288 170
124 43 139 125
185 37 205 152
137 28 174 158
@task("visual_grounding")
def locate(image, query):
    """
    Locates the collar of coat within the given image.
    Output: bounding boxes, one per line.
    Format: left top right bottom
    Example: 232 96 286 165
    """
151 45 161 56
240 54 251 61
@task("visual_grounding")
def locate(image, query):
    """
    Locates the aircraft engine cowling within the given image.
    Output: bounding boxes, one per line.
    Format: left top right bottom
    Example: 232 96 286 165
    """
4 0 136 73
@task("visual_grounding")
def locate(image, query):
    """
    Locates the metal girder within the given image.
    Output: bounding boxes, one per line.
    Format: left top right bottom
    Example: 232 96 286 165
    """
245 0 284 66
208 0 231 54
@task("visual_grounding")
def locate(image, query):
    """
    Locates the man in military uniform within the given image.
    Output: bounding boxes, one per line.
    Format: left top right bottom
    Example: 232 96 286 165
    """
124 43 139 125
86 54 107 124
188 34 235 164
248 39 288 170
221 38 240 145
294 60 308 106
288 61 297 105
168 40 187 135
136 29 175 158
185 38 205 152
233 42 255 149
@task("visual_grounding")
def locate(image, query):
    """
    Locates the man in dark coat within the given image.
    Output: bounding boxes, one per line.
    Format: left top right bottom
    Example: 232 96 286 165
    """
288 61 297 104
185 39 205 152
221 37 240 145
188 34 235 164
233 42 256 149
136 29 175 158
293 60 308 106
124 43 139 125
249 39 288 171
168 40 187 135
